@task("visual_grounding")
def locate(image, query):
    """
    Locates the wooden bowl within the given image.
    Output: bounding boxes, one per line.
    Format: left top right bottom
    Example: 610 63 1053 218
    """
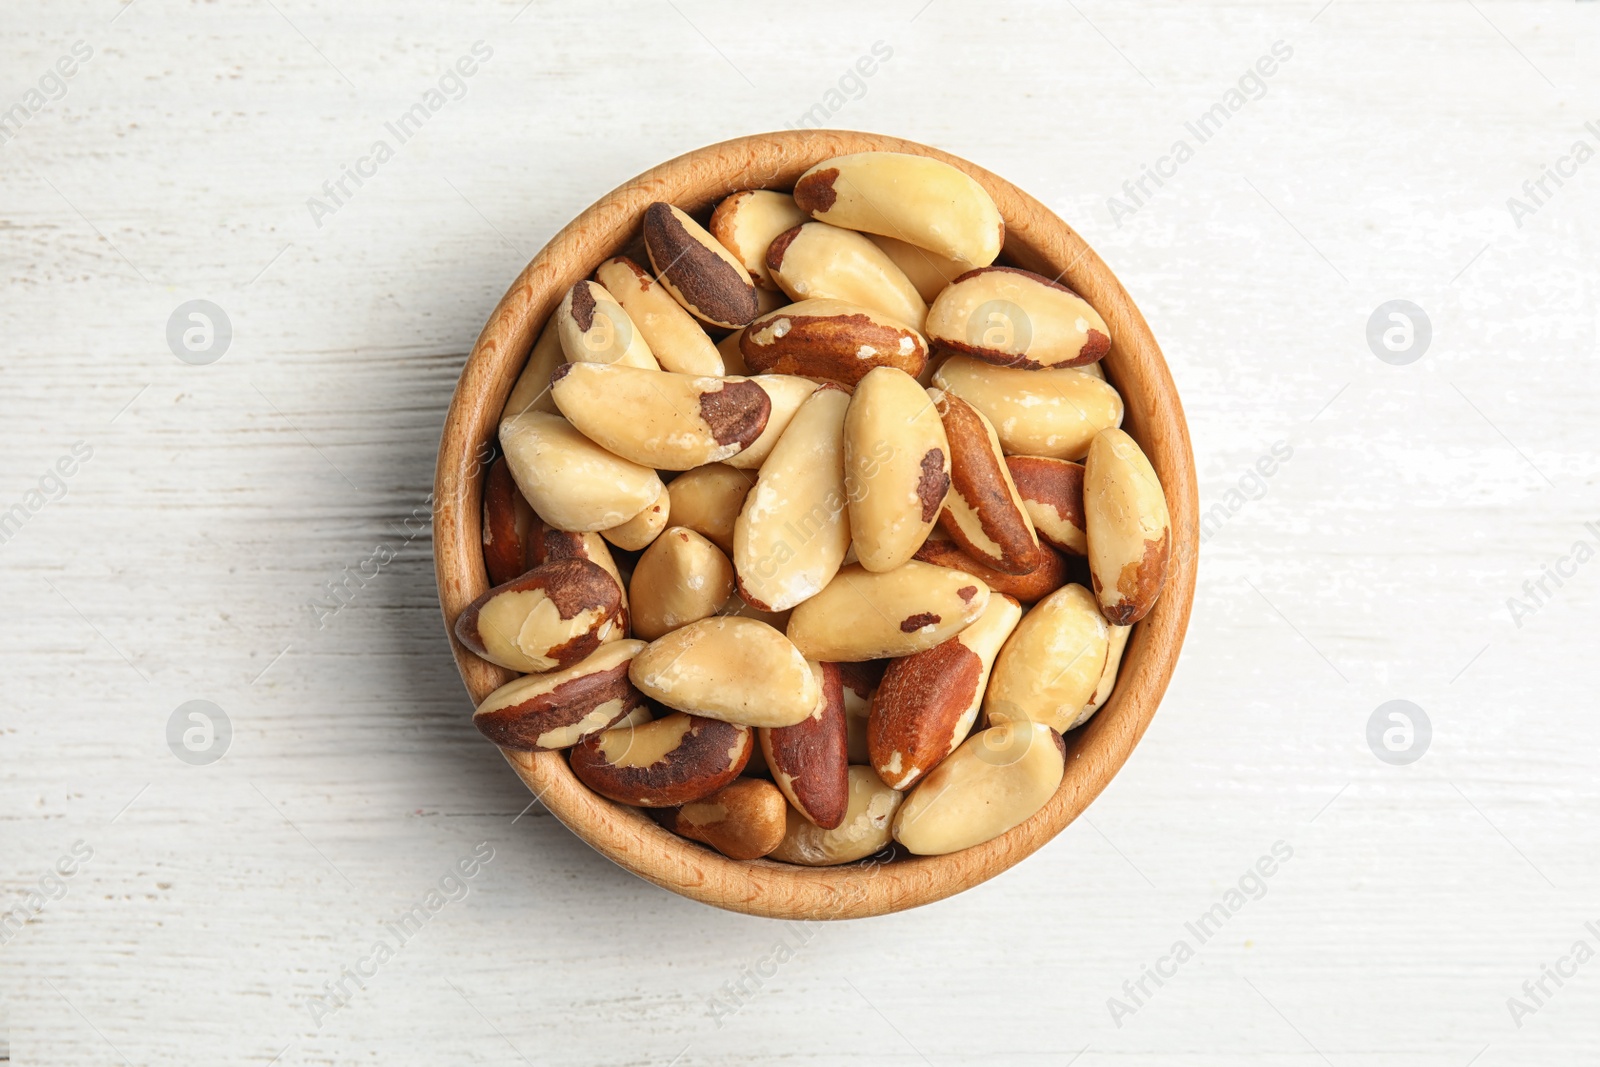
433 131 1198 919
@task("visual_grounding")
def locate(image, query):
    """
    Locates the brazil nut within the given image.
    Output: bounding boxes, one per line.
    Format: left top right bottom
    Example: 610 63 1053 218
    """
594 256 724 375
760 661 851 828
708 189 809 291
664 778 788 860
600 484 670 551
643 202 761 328
766 222 927 331
569 712 752 807
453 556 623 674
1076 623 1132 729
482 454 539 585
629 527 736 641
843 366 949 573
665 463 757 554
733 385 851 612
499 411 664 532
933 355 1123 460
983 583 1109 733
925 266 1110 369
792 152 1003 268
1005 456 1087 555
557 280 660 370
630 616 820 728
784 561 989 662
740 298 928 385
550 361 770 470
1084 428 1171 625
501 315 564 422
891 720 1064 855
472 639 647 751
868 593 1022 790
933 389 1044 575
869 234 973 303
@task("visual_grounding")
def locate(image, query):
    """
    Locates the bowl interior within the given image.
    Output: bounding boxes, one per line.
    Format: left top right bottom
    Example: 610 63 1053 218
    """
433 130 1198 919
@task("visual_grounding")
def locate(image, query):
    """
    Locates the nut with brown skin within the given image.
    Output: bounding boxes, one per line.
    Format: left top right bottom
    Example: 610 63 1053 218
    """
594 256 724 376
531 522 630 632
984 583 1109 733
569 712 752 807
708 190 809 291
499 411 663 533
733 385 852 613
933 355 1123 460
550 361 771 471
628 527 736 641
556 280 660 370
768 765 903 866
843 366 949 573
601 484 670 551
630 616 820 728
663 778 788 859
760 661 851 828
1005 456 1087 556
482 454 539 585
869 593 1022 791
925 266 1111 369
868 234 974 304
644 202 761 328
473 640 648 751
912 530 1067 604
792 152 1003 268
785 561 989 662
932 389 1044 576
766 222 927 332
1084 428 1171 624
666 463 757 554
725 375 819 471
453 557 624 674
501 315 564 422
740 298 928 385
891 720 1065 856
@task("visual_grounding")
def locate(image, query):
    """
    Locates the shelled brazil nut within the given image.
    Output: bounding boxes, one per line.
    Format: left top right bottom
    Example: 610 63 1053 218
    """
463 148 1176 875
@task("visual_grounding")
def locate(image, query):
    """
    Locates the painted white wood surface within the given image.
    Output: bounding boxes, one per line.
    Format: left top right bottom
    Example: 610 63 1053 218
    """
2 1 1597 1063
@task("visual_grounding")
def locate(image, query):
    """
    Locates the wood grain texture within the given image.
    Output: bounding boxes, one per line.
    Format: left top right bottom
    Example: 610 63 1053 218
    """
434 130 1199 918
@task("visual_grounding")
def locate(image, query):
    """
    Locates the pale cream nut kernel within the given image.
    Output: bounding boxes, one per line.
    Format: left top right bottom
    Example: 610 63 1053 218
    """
708 190 809 291
792 152 1004 268
594 256 724 375
550 361 771 471
1084 428 1171 625
891 720 1065 856
984 583 1109 733
844 366 949 572
557 280 660 370
629 616 820 728
785 561 989 662
498 411 663 532
933 355 1123 461
733 385 852 613
629 527 736 641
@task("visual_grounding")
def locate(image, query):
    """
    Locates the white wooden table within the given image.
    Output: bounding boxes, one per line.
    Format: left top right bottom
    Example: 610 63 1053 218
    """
3 1 1597 1063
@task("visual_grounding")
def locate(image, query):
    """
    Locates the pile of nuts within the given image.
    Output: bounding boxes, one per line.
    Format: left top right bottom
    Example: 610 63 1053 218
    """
463 151 1172 866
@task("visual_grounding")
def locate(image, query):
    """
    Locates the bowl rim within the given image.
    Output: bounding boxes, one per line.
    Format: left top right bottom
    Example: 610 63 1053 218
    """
433 130 1198 920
